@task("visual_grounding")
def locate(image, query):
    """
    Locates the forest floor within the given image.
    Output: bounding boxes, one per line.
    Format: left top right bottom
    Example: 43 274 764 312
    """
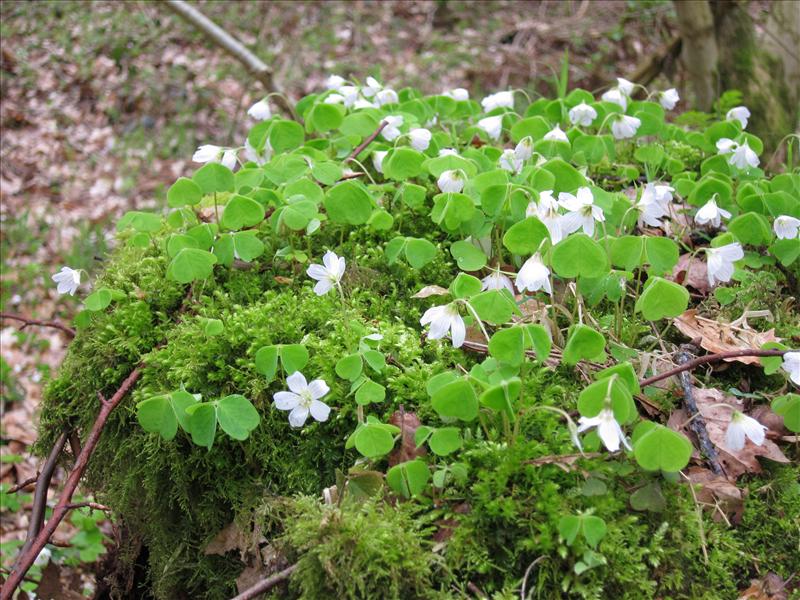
0 0 770 594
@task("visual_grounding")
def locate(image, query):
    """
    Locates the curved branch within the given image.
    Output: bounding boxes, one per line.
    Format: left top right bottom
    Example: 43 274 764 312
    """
0 312 75 337
638 348 789 388
229 564 297 600
345 120 388 162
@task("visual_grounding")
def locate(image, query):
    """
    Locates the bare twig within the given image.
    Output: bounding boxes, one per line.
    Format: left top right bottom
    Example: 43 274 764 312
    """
638 348 789 388
1 367 142 599
676 350 724 476
64 501 112 512
520 556 545 600
0 312 76 337
11 431 68 574
160 0 295 119
229 564 298 600
345 120 388 162
7 475 39 494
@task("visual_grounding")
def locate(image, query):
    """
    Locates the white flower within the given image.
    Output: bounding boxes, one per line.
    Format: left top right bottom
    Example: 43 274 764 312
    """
653 184 675 205
362 76 382 98
481 90 514 112
33 547 52 567
409 128 432 151
339 85 360 107
610 114 641 139
372 150 388 174
616 77 635 96
694 198 731 228
353 98 377 110
192 144 224 163
706 242 744 287
568 102 597 126
782 351 800 385
324 93 345 105
559 187 605 236
601 88 628 111
439 147 458 157
725 411 767 451
514 136 533 161
220 149 238 170
420 303 466 348
325 74 346 90
52 266 81 296
306 250 346 295
246 99 271 120
636 183 670 228
729 141 759 169
443 88 469 101
381 115 404 141
516 253 552 294
659 88 680 110
715 137 737 154
244 138 273 166
481 269 515 295
437 169 466 193
774 215 800 240
726 106 751 129
535 190 564 244
478 115 503 140
374 88 399 106
499 149 523 174
274 371 331 428
543 124 569 143
577 407 631 452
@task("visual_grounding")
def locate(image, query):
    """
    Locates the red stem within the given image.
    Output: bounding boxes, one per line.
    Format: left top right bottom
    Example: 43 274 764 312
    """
345 120 388 162
0 312 76 337
638 348 789 388
1 367 142 599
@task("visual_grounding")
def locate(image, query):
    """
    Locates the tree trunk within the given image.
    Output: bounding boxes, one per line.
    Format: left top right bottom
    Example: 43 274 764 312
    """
673 0 719 111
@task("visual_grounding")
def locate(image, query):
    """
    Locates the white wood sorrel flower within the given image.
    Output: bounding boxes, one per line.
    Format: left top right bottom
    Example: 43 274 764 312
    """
577 407 631 453
636 183 670 228
514 136 533 161
481 90 514 112
193 144 237 170
725 411 766 451
726 106 751 129
559 187 605 236
477 115 503 140
543 124 569 143
273 371 331 428
659 88 680 110
601 87 628 111
306 250 346 296
52 266 81 296
610 114 641 140
532 190 564 244
372 150 388 174
499 149 523 174
516 253 551 294
706 242 744 287
443 88 469 101
437 169 466 193
568 102 597 126
782 351 800 386
246 98 272 121
694 198 731 228
408 128 432 151
481 269 515 295
773 215 800 240
716 138 759 169
420 303 466 348
325 74 346 90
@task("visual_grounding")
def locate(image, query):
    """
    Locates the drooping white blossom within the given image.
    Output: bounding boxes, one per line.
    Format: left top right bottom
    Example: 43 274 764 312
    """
568 102 597 126
408 128 432 151
535 190 565 244
730 141 760 169
782 351 800 386
481 269 515 295
636 183 670 228
659 88 680 110
192 144 224 163
220 149 238 170
706 242 744 287
325 74 346 90
361 76 383 98
516 253 552 295
616 77 635 96
725 411 767 451
726 106 751 129
559 187 605 236
381 115 404 141
481 90 514 112
477 115 503 140
694 198 731 228
610 114 641 140
543 124 569 143
499 149 523 174
443 88 469 101
773 215 800 240
420 303 466 348
437 169 466 193
514 136 534 161
577 407 631 453
601 88 628 111
273 371 331 428
306 251 346 296
374 88 399 106
439 148 459 157
372 150 388 174
244 138 273 166
52 266 81 296
247 99 272 121
338 85 360 107
324 93 345 104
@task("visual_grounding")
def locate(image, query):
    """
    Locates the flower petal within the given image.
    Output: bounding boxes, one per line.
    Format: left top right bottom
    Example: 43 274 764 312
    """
274 392 301 410
309 400 331 422
307 379 330 400
286 372 308 394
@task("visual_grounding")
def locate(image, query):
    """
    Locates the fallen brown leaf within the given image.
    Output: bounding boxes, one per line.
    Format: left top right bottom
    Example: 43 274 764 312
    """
673 310 781 366
686 466 745 524
737 572 788 600
670 254 710 294
388 409 425 466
